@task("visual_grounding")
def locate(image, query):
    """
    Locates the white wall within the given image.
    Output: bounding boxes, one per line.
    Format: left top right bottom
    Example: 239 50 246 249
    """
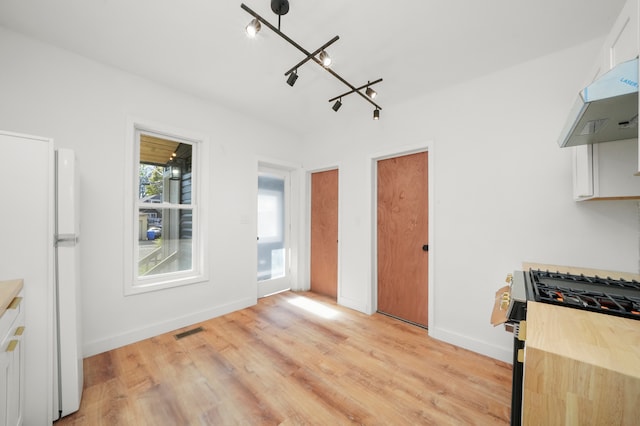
0 26 303 358
301 38 640 362
1 21 638 372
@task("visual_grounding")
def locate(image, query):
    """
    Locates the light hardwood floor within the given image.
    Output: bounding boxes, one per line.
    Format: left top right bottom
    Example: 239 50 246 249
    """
56 291 512 425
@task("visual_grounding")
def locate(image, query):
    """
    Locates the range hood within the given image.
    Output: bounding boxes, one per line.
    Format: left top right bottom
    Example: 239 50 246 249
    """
558 57 638 148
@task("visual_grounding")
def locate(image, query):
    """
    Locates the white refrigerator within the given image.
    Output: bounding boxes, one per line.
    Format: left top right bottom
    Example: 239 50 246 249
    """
0 132 83 424
53 148 84 419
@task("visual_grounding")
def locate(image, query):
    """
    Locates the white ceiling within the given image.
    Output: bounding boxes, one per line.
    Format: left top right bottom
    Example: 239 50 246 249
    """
0 0 628 135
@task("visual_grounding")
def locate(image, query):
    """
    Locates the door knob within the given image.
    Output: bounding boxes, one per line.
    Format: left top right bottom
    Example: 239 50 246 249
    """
422 244 429 252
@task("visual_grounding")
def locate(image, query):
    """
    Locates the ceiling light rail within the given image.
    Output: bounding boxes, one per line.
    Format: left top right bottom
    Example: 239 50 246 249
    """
328 78 383 103
284 35 340 77
241 1 383 119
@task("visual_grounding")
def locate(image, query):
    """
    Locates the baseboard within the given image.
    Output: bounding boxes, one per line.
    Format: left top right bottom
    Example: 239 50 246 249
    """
428 325 513 364
82 297 256 357
337 295 369 314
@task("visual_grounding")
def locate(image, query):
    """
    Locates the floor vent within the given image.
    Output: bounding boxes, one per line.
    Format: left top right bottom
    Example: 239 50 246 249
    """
174 326 204 340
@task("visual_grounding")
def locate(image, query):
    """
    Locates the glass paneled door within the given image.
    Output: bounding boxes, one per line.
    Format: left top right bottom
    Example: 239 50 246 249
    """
257 167 291 297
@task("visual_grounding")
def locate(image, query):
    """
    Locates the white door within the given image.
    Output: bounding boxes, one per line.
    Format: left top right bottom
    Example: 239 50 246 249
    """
257 167 291 297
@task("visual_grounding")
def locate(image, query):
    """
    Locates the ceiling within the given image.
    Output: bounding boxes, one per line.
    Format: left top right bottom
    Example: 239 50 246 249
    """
140 134 180 165
0 0 628 135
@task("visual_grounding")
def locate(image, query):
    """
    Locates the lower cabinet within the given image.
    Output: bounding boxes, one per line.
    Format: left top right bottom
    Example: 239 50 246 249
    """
0 290 25 426
523 302 640 424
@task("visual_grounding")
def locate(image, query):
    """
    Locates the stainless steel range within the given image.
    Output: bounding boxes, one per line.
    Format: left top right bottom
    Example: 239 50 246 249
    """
499 268 640 426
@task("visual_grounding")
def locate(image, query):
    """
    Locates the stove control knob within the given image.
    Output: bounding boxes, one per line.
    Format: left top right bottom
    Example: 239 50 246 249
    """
517 320 527 341
500 292 510 310
505 273 513 284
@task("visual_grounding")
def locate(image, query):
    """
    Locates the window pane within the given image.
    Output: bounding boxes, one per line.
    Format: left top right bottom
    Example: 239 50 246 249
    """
139 134 192 205
257 174 285 282
139 164 164 201
138 208 193 277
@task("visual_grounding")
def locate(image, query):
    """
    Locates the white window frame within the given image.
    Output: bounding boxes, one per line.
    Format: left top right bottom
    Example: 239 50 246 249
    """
123 117 209 295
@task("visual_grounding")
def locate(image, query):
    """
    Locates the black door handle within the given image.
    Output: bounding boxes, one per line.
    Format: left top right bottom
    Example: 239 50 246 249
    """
422 245 429 252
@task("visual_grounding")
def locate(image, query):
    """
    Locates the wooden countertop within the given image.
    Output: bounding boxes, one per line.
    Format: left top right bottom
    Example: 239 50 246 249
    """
0 279 23 317
526 301 640 379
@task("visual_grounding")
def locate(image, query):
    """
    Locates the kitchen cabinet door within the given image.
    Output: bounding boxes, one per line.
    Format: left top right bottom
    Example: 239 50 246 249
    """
573 145 594 199
0 341 9 426
572 140 640 200
608 0 639 68
0 131 54 425
589 0 639 82
0 290 24 426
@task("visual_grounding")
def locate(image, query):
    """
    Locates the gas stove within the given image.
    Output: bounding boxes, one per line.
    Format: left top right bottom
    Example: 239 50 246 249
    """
501 268 640 426
527 269 640 321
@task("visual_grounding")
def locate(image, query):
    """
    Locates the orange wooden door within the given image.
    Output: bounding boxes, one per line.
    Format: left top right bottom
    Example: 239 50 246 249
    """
377 152 428 327
310 169 339 299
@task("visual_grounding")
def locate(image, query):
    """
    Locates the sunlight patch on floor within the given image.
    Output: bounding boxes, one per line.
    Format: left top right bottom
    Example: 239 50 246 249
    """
287 296 340 319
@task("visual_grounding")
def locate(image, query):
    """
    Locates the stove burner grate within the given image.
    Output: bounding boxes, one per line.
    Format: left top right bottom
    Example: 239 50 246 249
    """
535 270 640 291
529 270 640 321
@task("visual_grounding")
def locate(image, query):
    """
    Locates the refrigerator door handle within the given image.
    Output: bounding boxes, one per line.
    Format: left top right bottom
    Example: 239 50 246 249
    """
55 234 78 246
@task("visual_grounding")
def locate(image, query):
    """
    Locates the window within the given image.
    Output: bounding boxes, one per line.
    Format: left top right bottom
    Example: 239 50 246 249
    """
124 120 207 294
257 173 286 281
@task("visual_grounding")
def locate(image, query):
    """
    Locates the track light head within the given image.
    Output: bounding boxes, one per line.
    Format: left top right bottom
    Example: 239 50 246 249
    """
366 87 377 99
319 50 332 68
245 18 261 38
332 99 342 112
373 108 380 120
286 71 298 86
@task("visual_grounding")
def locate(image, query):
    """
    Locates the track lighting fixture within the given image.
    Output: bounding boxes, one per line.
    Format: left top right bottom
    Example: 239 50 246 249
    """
287 70 298 86
245 18 261 38
241 2 383 119
319 50 332 68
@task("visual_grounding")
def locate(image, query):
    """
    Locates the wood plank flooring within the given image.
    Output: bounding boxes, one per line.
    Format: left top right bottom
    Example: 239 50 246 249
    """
56 291 512 425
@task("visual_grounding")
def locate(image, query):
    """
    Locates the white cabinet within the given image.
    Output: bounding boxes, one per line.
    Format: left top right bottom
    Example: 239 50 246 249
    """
0 131 54 425
572 0 640 200
590 0 639 80
573 139 640 200
0 286 25 426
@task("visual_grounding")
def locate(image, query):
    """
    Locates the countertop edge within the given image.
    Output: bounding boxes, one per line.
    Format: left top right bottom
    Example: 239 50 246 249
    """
0 279 24 318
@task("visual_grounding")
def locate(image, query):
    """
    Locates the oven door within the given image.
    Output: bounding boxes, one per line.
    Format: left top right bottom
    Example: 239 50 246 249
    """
508 301 527 426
